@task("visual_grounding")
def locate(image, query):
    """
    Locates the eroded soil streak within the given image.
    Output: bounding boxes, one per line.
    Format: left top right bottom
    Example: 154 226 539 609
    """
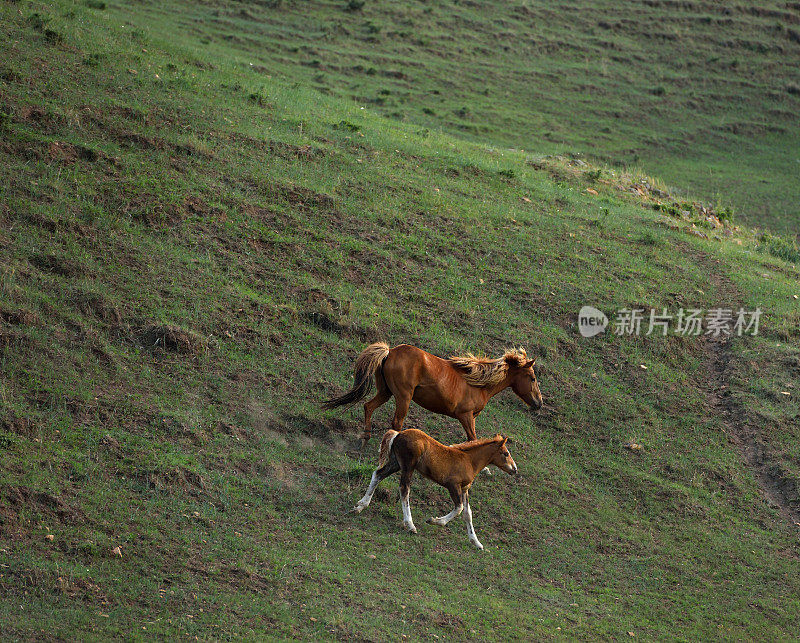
694 249 800 525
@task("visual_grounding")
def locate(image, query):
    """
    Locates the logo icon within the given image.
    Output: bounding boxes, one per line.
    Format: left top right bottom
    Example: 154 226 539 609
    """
578 306 608 338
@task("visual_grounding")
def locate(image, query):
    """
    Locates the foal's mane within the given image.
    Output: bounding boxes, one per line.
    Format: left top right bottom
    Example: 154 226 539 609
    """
448 348 527 387
449 435 504 451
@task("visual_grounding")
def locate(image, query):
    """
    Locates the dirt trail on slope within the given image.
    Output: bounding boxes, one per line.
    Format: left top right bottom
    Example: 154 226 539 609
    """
692 249 800 525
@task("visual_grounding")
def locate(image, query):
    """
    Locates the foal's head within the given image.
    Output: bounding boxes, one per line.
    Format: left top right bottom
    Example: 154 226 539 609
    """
489 435 518 474
507 351 543 411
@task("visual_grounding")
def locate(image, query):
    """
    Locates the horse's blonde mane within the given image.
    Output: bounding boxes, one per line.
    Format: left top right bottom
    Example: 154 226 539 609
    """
448 348 528 387
450 434 505 451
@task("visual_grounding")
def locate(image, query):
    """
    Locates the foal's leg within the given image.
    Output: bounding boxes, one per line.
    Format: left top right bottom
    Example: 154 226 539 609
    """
354 459 399 513
463 490 484 550
362 375 391 446
399 468 417 533
427 484 464 526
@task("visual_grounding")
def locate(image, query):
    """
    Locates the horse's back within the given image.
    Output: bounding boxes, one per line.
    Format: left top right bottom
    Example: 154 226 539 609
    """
386 344 449 379
388 343 434 364
384 344 442 386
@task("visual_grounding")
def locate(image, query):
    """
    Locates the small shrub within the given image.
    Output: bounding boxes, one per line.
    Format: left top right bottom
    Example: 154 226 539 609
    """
84 0 107 9
637 231 660 246
44 29 63 44
27 12 47 31
717 206 733 222
83 52 102 66
759 233 800 264
345 0 365 11
248 90 270 107
334 119 360 132
497 169 515 180
422 107 435 115
585 168 602 183
650 86 666 96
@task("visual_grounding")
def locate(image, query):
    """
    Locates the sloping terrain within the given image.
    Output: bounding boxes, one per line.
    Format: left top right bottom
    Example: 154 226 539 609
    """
111 0 800 232
1 0 799 639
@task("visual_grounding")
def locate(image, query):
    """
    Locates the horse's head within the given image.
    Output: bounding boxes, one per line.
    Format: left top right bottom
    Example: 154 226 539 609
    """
508 351 543 411
489 435 518 475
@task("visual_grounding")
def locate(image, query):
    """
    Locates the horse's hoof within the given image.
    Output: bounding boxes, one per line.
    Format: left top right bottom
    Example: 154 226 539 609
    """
353 504 364 514
404 523 417 533
471 540 484 550
426 517 441 526
359 437 370 451
481 467 492 476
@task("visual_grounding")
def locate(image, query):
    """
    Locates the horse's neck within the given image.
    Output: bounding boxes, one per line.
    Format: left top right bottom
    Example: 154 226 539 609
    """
465 442 501 472
483 375 513 400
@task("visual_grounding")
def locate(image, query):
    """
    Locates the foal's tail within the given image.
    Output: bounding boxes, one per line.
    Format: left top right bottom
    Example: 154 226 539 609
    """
322 342 391 410
378 430 400 468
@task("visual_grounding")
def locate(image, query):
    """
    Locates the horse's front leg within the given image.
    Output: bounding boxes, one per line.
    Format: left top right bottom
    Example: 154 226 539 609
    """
427 484 464 526
463 491 484 550
456 413 477 441
457 413 491 475
399 468 417 533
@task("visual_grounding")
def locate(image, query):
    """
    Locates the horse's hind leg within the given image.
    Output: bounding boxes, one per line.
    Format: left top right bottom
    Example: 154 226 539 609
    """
362 373 391 447
399 468 417 533
427 484 464 526
354 457 399 513
391 390 412 432
463 490 484 550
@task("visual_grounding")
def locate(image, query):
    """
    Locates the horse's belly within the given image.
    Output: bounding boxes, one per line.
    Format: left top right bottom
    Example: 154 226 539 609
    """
412 386 457 417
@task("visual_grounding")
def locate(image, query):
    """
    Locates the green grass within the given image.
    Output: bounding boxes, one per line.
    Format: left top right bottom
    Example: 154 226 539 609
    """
99 0 800 233
1 0 799 639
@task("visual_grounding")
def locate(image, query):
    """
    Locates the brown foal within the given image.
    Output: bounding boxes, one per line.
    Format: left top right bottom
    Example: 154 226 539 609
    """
323 342 543 445
353 428 517 549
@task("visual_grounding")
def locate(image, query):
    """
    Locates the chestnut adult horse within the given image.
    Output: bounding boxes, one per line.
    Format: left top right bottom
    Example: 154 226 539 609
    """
353 428 517 549
322 342 542 445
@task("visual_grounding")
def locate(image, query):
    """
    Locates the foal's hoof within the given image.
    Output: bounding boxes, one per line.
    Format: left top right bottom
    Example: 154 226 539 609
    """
471 540 485 550
481 467 492 476
426 517 443 526
359 436 370 451
404 522 417 534
353 504 365 514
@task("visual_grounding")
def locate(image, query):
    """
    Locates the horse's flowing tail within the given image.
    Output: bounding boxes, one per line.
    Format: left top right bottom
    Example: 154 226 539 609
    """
322 342 390 410
378 430 399 468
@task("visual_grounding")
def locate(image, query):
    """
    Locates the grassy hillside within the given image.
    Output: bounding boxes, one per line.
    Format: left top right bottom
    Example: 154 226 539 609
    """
107 0 800 233
1 0 800 639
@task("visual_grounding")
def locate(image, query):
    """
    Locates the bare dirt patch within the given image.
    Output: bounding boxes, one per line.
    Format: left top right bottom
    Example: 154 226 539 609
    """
138 324 207 356
0 306 38 326
74 290 122 326
0 485 85 539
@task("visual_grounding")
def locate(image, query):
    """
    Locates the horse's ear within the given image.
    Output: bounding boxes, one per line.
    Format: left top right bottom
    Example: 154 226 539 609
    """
524 359 535 368
504 436 512 445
